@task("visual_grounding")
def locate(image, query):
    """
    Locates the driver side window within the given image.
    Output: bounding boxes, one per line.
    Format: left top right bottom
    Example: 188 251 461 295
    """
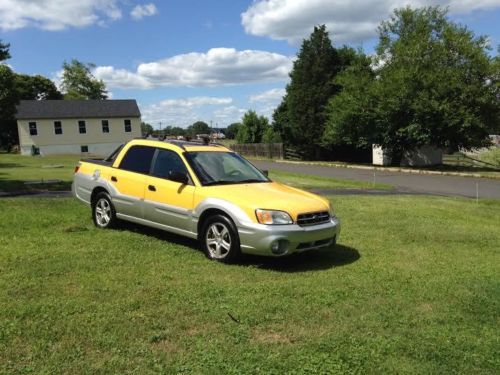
151 149 188 180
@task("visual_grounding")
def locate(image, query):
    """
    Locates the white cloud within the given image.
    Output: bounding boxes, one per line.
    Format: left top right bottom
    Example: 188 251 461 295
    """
241 0 500 45
93 48 293 89
141 96 235 126
0 0 122 31
249 88 286 103
130 3 157 20
213 106 247 123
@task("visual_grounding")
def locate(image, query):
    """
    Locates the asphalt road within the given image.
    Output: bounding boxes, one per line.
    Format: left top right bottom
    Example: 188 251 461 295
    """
253 160 500 199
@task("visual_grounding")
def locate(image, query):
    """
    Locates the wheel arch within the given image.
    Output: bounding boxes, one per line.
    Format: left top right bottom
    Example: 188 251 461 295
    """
91 186 110 204
197 208 233 240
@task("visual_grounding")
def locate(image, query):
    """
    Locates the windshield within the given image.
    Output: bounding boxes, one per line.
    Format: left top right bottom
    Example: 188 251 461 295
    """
184 151 270 186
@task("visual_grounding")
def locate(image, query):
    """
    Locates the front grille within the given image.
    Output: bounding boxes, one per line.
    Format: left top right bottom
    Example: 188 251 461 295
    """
297 211 330 226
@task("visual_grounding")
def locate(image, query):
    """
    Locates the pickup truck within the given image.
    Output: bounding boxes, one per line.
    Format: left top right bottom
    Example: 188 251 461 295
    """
72 139 341 262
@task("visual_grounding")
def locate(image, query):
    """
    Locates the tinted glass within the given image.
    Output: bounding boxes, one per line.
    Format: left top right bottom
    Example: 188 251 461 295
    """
185 152 269 186
119 145 155 174
151 149 188 180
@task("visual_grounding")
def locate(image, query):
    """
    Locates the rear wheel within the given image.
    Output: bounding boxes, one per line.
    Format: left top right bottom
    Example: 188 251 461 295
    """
201 214 240 263
92 192 118 229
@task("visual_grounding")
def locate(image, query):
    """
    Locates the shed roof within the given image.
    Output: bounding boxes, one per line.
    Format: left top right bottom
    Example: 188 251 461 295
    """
16 100 141 120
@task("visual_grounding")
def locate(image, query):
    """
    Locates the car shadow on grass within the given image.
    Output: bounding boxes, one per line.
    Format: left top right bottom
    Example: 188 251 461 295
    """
235 245 360 272
117 221 359 272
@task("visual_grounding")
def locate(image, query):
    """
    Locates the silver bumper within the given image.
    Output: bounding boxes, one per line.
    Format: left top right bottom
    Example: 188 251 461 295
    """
238 217 341 256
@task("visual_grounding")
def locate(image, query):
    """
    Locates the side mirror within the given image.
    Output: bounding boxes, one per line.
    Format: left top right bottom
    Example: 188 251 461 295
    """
169 171 189 185
262 170 269 177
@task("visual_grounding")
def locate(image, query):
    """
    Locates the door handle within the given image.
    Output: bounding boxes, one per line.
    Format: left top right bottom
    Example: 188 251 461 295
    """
148 185 156 192
111 176 117 182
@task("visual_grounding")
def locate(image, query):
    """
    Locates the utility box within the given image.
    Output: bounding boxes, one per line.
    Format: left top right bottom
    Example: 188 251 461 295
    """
372 145 443 166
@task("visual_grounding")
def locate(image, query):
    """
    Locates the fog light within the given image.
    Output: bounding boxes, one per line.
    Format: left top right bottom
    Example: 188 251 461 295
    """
271 240 289 255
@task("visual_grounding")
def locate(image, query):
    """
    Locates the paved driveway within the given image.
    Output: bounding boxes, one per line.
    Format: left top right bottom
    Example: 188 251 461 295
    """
253 161 500 199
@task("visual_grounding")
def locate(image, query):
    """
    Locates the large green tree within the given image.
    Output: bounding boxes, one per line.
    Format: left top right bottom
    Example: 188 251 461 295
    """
324 7 499 164
273 26 353 158
0 48 62 148
225 122 242 139
141 122 154 136
14 74 62 101
236 110 268 144
61 60 107 100
0 40 10 62
0 65 17 148
187 121 210 136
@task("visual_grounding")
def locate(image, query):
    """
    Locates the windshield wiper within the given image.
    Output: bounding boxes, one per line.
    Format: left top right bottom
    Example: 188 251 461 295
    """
203 180 237 186
236 179 267 184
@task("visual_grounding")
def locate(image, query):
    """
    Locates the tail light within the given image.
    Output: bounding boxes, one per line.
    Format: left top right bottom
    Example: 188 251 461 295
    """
74 163 81 174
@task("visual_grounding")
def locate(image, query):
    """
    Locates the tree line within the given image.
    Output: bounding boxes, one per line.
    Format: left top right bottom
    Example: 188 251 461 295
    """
236 6 499 164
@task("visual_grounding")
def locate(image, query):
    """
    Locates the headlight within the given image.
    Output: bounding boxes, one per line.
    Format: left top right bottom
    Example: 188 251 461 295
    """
255 209 293 225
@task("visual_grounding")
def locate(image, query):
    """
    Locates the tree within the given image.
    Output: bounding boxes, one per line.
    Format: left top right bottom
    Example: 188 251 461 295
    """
61 59 108 100
225 123 242 139
325 7 499 164
275 25 350 159
262 126 282 143
14 74 63 100
322 52 375 149
0 40 10 62
236 110 268 144
187 121 210 136
141 122 154 136
0 65 17 149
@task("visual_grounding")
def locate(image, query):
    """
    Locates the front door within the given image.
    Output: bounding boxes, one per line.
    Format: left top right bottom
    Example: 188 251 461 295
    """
144 149 195 234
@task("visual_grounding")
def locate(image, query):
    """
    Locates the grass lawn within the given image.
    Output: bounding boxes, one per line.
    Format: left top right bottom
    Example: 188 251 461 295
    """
0 194 498 373
0 154 80 192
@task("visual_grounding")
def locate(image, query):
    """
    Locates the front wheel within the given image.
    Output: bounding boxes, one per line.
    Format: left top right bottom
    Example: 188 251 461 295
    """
201 214 241 263
92 192 118 229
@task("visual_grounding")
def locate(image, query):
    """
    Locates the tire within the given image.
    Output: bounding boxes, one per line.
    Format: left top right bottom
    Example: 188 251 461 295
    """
92 192 118 229
201 214 241 263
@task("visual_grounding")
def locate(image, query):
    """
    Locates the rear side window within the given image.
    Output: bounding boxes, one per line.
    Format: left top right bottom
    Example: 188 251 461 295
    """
151 149 188 179
119 145 155 174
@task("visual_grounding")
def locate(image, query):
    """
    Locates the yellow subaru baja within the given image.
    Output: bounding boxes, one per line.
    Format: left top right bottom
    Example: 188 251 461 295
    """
73 139 340 262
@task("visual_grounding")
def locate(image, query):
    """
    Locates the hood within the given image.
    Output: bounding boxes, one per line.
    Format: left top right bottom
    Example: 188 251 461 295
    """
198 182 329 222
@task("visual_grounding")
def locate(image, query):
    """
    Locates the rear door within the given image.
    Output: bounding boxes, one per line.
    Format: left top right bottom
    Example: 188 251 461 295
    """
144 148 195 233
110 145 155 218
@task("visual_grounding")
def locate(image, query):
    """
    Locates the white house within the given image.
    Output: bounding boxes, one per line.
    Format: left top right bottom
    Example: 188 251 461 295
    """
16 99 142 156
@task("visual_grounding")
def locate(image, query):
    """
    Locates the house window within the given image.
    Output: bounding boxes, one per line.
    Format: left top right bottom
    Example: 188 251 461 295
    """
78 120 86 134
81 145 89 153
124 119 132 133
29 122 37 136
102 120 109 133
54 121 62 135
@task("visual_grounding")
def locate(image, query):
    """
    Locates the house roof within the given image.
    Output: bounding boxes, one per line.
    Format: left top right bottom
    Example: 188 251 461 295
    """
16 100 141 120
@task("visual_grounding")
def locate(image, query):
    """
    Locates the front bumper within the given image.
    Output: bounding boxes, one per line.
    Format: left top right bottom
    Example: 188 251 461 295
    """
238 217 341 256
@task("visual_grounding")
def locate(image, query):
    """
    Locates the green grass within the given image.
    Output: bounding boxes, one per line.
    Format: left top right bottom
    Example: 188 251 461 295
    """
479 147 500 167
0 154 81 192
0 196 498 373
269 170 392 190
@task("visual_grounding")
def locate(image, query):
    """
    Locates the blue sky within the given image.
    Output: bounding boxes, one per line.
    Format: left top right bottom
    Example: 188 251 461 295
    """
1 0 499 130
